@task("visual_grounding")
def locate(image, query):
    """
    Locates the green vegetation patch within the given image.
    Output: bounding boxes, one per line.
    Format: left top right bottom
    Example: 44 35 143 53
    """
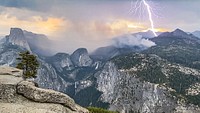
112 53 167 84
186 95 200 106
136 65 167 84
87 107 118 113
112 53 143 69
74 86 109 109
168 68 199 94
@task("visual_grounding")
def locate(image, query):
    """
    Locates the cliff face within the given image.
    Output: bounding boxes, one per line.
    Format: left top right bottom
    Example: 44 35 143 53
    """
95 54 200 113
70 48 93 67
0 66 89 113
6 28 31 52
96 62 174 113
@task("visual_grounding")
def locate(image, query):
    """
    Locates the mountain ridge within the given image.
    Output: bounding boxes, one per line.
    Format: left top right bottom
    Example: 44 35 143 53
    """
192 30 200 38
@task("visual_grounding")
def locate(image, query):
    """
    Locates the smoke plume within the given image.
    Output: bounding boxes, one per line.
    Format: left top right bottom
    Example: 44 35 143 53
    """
112 34 156 48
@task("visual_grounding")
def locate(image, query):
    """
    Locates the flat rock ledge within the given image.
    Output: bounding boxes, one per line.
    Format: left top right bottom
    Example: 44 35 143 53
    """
0 66 89 113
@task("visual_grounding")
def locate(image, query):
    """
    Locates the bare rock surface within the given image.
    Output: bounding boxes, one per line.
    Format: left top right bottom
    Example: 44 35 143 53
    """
0 66 89 113
0 66 22 77
17 80 76 111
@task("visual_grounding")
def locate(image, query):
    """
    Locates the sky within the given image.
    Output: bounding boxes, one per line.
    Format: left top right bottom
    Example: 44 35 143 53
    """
0 0 200 53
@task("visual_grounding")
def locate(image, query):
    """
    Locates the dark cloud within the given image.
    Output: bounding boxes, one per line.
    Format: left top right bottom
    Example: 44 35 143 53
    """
0 0 55 12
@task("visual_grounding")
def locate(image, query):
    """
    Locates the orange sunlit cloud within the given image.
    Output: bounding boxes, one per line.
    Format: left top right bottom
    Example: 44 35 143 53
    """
108 20 146 35
65 19 149 40
0 14 67 36
88 19 148 38
70 19 169 40
0 13 168 40
142 28 170 32
33 16 70 34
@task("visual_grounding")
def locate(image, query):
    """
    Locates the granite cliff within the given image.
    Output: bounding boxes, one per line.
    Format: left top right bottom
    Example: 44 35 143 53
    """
0 66 89 113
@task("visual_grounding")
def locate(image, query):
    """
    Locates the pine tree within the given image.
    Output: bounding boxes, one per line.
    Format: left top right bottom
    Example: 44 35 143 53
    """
16 51 39 79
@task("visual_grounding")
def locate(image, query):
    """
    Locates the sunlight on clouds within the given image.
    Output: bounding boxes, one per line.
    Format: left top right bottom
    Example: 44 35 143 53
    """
67 19 156 41
64 19 149 41
106 19 147 37
0 12 168 41
142 28 169 32
153 28 169 32
33 16 68 34
0 14 66 36
109 20 144 30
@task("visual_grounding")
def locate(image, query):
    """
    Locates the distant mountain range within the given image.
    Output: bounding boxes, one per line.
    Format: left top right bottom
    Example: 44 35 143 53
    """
192 30 200 38
0 28 200 112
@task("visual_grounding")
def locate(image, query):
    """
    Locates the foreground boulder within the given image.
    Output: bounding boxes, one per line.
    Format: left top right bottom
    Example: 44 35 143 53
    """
17 81 76 111
0 66 89 113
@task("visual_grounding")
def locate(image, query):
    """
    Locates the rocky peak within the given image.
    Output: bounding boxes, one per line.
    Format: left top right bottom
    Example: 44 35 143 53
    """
10 28 24 38
54 53 71 59
71 48 92 67
48 53 74 71
172 28 188 37
6 28 31 52
158 28 190 38
72 48 88 55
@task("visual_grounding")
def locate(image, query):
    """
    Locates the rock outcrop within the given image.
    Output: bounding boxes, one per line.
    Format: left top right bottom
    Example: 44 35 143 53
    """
17 81 77 111
0 66 89 113
6 28 31 52
71 48 93 67
47 53 74 71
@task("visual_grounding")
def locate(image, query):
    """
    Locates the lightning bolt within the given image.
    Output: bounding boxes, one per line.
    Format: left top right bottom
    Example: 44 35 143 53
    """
129 0 158 36
142 0 157 36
